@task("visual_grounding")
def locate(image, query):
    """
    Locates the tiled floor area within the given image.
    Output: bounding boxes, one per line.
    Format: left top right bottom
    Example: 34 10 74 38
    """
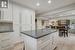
56 33 75 50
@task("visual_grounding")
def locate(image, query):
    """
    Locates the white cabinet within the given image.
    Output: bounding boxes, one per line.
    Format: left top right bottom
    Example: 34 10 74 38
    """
22 32 58 50
0 3 13 21
51 32 58 50
39 32 58 50
41 43 50 50
37 34 53 50
38 40 51 50
41 45 50 50
0 33 13 50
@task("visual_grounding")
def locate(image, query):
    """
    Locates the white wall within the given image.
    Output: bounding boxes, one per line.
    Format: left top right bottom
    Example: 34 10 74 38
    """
21 7 35 31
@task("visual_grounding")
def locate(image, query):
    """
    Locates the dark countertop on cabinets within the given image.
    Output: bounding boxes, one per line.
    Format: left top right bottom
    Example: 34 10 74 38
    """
21 28 57 39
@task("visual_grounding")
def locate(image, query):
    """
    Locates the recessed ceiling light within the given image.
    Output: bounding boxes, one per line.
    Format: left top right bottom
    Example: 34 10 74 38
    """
72 13 75 14
59 15 63 16
36 2 40 6
48 0 51 4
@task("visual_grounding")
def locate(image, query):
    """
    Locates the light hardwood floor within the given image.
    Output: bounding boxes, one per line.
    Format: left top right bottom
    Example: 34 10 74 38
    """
55 33 75 50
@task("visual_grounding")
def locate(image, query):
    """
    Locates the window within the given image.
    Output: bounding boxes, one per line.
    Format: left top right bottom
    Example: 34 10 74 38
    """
0 0 8 8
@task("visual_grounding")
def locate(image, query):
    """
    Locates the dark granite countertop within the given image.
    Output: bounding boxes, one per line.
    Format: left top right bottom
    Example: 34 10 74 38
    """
0 30 14 33
21 28 57 39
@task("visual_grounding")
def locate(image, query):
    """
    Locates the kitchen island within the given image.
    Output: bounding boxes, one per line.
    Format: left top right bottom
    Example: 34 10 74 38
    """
21 28 58 50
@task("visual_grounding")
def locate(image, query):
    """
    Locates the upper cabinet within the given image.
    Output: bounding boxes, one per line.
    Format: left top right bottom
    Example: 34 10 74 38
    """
0 0 13 32
0 0 13 21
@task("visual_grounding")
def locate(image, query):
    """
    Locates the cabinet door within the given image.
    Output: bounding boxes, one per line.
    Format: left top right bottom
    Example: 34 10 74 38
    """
39 40 51 50
41 44 50 50
0 33 13 50
51 32 58 50
1 3 13 21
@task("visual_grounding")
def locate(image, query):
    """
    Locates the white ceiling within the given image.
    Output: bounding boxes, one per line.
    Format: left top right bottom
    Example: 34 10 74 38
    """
37 9 75 20
12 0 75 15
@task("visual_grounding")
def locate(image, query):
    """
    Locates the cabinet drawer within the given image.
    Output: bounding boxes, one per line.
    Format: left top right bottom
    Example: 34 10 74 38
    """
1 45 13 50
0 33 10 38
0 33 11 41
38 40 51 50
41 44 50 50
0 33 9 37
0 39 11 48
0 39 12 48
38 34 52 44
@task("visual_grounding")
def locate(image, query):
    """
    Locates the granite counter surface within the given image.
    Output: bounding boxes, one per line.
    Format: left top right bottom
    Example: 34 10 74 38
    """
21 28 57 39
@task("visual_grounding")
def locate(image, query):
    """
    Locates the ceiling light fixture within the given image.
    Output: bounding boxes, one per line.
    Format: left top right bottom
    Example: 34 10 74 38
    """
48 0 51 4
36 2 40 6
72 13 75 14
59 15 63 16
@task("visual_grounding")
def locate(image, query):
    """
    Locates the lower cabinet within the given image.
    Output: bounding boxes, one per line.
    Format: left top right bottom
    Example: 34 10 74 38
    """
38 40 51 50
41 44 50 50
37 34 52 50
0 33 13 50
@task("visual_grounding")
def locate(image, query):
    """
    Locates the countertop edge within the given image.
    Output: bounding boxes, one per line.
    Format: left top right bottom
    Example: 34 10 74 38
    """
21 31 57 39
0 31 14 33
